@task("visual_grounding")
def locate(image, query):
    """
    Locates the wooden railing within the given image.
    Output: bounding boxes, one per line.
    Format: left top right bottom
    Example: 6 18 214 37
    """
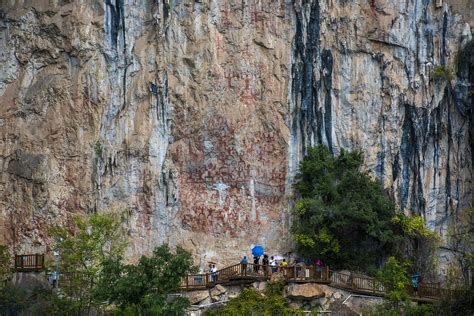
329 270 385 294
14 254 44 272
182 273 209 289
180 263 270 289
180 263 453 302
285 265 330 282
413 283 453 299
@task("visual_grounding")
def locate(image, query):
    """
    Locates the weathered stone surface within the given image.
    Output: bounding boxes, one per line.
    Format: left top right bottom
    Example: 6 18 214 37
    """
186 290 210 305
333 291 342 300
210 284 227 298
198 296 212 307
344 295 384 315
310 297 328 307
289 0 473 254
7 151 48 183
270 271 285 282
328 301 359 316
284 283 326 300
0 0 472 277
225 285 243 300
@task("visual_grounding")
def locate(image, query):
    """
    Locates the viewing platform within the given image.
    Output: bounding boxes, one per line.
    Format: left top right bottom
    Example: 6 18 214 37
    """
181 262 452 304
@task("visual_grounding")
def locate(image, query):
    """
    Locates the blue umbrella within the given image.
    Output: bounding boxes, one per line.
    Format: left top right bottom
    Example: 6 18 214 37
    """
252 245 264 257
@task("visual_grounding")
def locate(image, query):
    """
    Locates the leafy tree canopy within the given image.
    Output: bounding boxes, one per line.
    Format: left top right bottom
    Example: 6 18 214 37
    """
49 211 128 312
95 244 196 315
291 145 400 271
0 245 12 287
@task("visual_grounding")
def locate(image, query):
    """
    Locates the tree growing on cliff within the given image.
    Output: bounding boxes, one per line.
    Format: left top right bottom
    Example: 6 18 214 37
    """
291 145 399 271
0 245 12 287
367 257 434 316
446 206 474 287
49 211 128 312
95 244 196 315
391 212 439 281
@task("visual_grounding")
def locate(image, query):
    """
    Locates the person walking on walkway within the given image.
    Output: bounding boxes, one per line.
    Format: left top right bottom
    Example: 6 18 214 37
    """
241 256 248 275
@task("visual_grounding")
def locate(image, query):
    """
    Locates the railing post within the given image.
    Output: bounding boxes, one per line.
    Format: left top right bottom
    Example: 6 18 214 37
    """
186 275 189 290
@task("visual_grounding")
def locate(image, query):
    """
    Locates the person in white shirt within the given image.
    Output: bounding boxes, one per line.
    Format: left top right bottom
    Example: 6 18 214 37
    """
270 256 277 273
211 264 218 282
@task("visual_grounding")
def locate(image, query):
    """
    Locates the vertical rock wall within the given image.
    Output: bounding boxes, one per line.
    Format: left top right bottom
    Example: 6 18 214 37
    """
0 0 174 256
289 0 472 242
0 0 295 265
165 0 295 264
0 0 472 268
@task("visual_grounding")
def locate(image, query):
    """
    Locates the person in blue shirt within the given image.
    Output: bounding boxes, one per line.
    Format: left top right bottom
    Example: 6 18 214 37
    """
411 273 419 295
241 256 248 274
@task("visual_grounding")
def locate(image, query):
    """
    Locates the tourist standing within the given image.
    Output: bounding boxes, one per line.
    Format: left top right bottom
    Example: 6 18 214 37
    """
262 254 269 275
241 256 248 275
211 264 218 282
281 258 288 276
253 256 260 272
270 256 277 273
411 273 419 295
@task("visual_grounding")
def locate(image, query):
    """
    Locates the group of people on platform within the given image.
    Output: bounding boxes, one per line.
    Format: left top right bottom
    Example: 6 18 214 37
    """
205 255 421 295
204 253 326 283
240 254 290 273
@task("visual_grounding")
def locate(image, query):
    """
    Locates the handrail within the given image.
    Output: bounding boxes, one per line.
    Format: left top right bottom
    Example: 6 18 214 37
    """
14 254 45 272
180 263 454 301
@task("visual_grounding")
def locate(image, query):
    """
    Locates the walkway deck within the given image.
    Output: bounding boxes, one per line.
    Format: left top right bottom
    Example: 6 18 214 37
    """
181 263 451 304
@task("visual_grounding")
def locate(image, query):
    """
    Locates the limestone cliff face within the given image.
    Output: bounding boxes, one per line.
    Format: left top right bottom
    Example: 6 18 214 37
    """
0 0 472 268
289 0 473 237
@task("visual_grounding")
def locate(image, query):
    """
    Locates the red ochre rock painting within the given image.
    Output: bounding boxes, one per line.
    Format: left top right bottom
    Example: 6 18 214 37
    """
172 115 287 237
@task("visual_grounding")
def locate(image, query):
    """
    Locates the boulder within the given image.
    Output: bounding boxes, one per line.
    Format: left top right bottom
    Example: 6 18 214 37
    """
252 281 267 292
210 284 227 297
284 283 326 300
270 271 285 282
199 297 212 306
310 296 328 307
186 290 210 305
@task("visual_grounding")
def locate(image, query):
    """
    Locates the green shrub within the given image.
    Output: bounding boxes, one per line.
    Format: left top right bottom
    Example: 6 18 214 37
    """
291 145 400 271
95 244 196 315
434 287 474 315
94 140 103 158
0 245 12 287
204 287 302 316
49 211 128 312
432 65 454 81
376 257 410 303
